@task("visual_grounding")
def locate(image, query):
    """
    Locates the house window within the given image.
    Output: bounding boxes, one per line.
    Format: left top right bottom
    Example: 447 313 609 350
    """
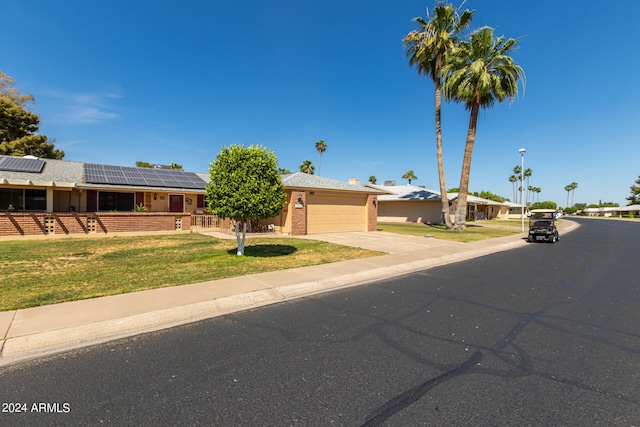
98 192 135 211
0 188 46 211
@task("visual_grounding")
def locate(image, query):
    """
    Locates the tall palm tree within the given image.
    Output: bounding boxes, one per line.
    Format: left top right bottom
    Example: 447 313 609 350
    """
509 175 517 202
524 168 532 205
299 160 314 175
570 182 578 206
512 164 523 204
315 140 327 176
402 170 418 184
565 184 573 208
442 26 525 230
403 2 474 229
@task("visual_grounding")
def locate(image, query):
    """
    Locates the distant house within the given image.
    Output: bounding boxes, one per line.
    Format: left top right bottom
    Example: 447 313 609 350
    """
365 183 512 223
365 184 443 224
583 205 640 217
0 155 381 237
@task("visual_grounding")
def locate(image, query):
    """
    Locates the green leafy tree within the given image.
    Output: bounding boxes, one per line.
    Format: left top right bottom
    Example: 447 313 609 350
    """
477 190 505 203
402 170 418 184
530 200 557 211
136 161 155 168
369 175 377 185
442 27 525 230
627 176 640 205
299 160 314 174
0 72 63 159
207 144 286 256
403 2 474 229
314 140 327 176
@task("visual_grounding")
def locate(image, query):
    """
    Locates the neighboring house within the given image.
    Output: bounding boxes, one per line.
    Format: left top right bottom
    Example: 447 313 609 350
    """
0 156 381 237
365 184 443 224
447 193 511 221
365 184 512 223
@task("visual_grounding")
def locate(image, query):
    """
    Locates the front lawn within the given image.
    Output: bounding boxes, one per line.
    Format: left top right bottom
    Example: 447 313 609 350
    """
377 222 521 242
0 234 381 311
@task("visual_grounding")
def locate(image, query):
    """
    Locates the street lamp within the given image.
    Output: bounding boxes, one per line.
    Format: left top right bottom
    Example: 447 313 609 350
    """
519 147 526 232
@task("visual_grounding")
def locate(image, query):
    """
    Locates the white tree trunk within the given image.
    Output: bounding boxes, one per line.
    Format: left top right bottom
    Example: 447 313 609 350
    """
235 221 247 256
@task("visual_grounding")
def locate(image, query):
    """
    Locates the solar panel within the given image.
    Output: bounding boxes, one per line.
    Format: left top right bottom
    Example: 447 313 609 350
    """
0 156 46 173
83 163 206 189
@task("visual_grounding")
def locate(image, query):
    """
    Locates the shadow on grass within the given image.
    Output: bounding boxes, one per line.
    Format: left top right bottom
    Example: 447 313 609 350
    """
226 244 297 257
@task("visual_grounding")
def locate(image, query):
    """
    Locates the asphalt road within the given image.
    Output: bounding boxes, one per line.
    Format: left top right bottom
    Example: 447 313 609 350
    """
1 218 639 426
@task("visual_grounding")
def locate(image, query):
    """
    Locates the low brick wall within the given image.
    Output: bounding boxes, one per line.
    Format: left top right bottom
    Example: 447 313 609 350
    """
0 212 191 237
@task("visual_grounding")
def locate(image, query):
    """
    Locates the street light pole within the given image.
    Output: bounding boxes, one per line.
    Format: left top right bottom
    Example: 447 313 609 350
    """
519 147 526 232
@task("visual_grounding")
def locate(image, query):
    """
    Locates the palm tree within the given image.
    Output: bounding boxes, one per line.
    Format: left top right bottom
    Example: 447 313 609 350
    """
369 175 377 185
170 162 184 171
512 164 523 204
403 2 474 229
402 170 418 185
524 168 532 205
442 26 525 230
315 140 327 176
299 160 315 175
565 184 573 208
570 182 578 206
509 175 517 202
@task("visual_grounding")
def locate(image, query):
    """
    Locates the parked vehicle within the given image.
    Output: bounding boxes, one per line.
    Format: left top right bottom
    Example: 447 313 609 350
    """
527 209 559 243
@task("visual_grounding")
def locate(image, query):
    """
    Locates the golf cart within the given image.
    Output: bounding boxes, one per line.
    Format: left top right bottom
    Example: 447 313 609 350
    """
527 209 559 243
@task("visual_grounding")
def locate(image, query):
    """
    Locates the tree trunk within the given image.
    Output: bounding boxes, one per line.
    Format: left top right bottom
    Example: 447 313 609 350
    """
453 100 480 231
435 81 453 229
235 221 247 256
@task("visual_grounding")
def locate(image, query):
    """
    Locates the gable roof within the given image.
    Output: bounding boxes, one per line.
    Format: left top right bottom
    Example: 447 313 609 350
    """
281 172 382 193
366 184 441 201
0 155 207 193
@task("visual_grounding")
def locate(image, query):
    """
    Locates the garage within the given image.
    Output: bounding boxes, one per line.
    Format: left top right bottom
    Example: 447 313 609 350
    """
306 192 368 234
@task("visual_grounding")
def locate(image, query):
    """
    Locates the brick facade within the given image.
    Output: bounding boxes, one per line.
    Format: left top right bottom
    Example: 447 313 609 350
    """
0 212 190 237
289 190 307 236
367 194 378 232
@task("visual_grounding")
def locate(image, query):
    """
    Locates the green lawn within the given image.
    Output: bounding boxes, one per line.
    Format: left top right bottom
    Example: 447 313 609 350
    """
0 234 382 311
377 221 521 242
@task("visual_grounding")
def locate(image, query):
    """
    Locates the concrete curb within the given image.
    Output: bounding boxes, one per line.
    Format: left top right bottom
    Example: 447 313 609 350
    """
0 220 580 367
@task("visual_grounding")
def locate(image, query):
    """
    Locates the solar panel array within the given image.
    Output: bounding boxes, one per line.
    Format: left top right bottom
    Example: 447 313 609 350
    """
83 164 206 189
0 156 46 173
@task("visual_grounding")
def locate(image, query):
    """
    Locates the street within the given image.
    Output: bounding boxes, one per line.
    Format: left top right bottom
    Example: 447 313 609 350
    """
1 218 639 426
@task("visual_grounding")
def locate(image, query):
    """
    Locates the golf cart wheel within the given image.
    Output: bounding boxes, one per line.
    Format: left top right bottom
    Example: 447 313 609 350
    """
527 235 534 243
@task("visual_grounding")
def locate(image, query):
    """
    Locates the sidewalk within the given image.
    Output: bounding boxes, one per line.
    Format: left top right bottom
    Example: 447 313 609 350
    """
0 221 579 367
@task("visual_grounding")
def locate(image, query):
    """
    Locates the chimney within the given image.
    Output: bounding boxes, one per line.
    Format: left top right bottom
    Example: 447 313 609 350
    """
349 177 360 186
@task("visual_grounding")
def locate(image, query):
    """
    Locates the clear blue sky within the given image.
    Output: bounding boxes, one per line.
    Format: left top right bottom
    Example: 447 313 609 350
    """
4 0 639 207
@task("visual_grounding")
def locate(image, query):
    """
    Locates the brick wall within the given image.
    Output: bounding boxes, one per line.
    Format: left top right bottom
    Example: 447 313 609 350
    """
290 190 306 236
0 212 190 237
368 195 378 232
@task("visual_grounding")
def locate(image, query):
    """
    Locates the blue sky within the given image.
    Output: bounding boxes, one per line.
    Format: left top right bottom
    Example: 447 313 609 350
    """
4 1 639 207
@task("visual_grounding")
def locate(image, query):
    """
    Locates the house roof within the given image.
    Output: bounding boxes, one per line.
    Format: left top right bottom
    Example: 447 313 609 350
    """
366 184 441 201
281 172 382 194
365 184 510 206
1 156 380 196
0 155 207 193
